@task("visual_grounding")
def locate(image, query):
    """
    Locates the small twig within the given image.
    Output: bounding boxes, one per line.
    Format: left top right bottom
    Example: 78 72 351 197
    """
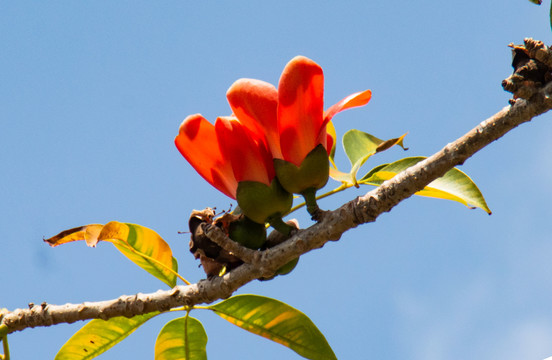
2 333 9 360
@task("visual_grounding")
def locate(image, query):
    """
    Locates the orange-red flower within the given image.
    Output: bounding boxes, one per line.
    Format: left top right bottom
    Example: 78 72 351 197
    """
176 56 371 218
227 56 371 214
175 114 274 199
226 56 372 168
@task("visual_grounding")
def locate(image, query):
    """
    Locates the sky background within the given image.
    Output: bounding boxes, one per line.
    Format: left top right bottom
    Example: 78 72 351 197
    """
2 1 552 359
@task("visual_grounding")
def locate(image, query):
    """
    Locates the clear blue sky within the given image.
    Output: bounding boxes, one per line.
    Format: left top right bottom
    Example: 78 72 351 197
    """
2 1 552 359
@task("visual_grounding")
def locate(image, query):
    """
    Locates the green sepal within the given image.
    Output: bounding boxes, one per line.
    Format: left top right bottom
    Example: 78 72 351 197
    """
228 216 267 249
236 178 293 224
274 144 329 194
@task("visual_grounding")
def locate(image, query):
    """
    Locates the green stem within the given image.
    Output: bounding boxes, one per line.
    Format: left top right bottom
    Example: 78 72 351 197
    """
301 187 319 215
169 306 188 312
1 332 9 360
286 183 352 216
267 215 294 236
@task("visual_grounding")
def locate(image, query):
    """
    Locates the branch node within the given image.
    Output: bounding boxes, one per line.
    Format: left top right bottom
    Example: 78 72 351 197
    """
504 39 552 100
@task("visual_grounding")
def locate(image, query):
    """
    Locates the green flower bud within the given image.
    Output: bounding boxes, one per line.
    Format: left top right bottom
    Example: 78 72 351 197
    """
228 215 267 249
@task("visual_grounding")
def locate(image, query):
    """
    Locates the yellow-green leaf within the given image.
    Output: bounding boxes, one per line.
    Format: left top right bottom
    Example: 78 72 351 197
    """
360 157 491 214
328 166 355 186
333 129 407 185
55 312 159 360
44 222 178 287
155 316 207 360
100 222 178 287
208 294 336 360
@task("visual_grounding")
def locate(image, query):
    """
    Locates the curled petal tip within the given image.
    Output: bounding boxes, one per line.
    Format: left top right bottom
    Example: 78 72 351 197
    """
178 113 207 137
226 78 278 132
324 89 372 124
227 78 277 97
286 55 319 67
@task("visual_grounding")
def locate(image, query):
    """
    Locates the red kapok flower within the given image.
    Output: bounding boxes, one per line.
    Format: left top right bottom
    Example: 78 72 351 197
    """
177 56 370 219
227 56 371 214
175 114 292 225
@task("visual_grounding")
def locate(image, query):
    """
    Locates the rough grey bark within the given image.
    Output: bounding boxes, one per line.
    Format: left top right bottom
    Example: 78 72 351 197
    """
2 38 551 335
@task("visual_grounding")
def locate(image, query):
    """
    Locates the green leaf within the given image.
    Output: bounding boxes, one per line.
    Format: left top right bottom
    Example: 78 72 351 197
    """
45 222 179 288
155 316 207 360
360 156 491 214
336 129 407 185
103 222 179 288
55 312 159 360
208 294 336 360
528 0 542 4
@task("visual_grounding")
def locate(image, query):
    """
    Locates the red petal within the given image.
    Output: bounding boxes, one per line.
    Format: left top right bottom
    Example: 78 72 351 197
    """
226 79 282 159
278 56 324 166
175 114 238 199
325 133 334 156
215 117 274 186
323 90 372 126
317 90 372 150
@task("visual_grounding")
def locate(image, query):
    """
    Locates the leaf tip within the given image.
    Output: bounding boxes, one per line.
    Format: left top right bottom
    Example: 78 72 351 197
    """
43 236 55 247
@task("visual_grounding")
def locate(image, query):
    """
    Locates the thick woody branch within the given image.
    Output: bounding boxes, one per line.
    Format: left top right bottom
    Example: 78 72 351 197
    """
3 47 552 335
203 224 260 265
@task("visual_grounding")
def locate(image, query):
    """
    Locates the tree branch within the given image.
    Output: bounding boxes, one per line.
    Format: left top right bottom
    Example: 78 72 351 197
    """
203 224 260 265
3 40 551 335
